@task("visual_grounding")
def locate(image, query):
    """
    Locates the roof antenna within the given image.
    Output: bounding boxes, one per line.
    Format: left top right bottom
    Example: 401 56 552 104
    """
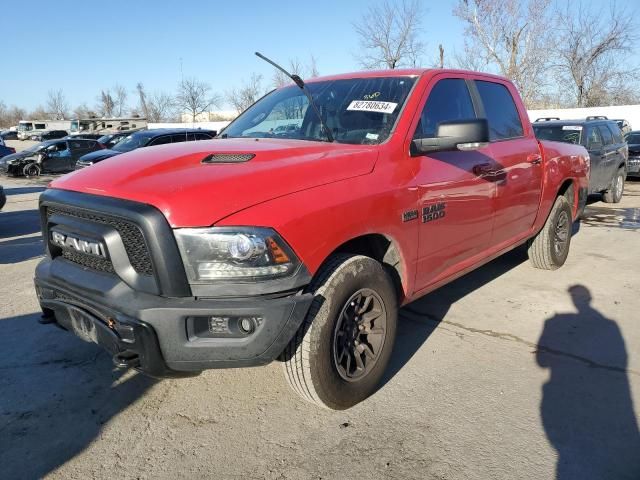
255 52 334 142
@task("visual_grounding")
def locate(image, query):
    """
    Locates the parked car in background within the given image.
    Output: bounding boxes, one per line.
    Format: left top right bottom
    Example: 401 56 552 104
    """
624 130 640 178
1 138 103 176
96 130 141 149
65 133 104 140
613 119 632 135
30 130 69 142
75 128 216 168
0 144 16 159
0 130 18 141
533 117 628 202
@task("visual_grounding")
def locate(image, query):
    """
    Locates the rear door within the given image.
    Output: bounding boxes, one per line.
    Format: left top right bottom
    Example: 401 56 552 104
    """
584 126 604 192
598 124 617 190
472 79 543 246
410 75 496 292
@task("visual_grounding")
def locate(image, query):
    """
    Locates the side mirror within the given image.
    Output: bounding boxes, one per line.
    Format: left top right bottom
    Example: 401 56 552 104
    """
411 118 490 155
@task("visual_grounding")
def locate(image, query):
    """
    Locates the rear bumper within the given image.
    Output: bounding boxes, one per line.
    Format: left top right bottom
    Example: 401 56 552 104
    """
35 257 313 377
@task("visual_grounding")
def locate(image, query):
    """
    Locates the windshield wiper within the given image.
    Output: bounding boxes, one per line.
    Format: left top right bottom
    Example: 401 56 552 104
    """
255 52 334 143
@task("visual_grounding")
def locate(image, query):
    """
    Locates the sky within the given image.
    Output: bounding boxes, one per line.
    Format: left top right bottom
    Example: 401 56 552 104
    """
1 0 636 112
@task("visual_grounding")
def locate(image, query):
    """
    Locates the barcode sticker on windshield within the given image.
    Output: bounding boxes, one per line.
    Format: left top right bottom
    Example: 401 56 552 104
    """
347 100 398 114
562 125 582 131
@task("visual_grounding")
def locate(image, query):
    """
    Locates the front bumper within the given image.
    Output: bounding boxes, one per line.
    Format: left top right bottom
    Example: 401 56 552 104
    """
35 257 313 377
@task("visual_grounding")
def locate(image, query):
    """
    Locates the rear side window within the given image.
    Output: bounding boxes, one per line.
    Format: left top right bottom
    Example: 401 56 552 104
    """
475 80 524 140
195 133 212 140
598 125 613 145
414 78 476 138
607 124 623 144
171 133 190 143
586 127 602 149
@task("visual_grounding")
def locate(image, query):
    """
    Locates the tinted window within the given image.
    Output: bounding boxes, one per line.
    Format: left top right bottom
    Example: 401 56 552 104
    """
598 125 613 145
533 125 582 145
607 124 623 144
171 133 190 143
149 135 172 146
415 78 476 138
586 127 602 149
625 133 640 144
475 80 524 140
195 133 212 140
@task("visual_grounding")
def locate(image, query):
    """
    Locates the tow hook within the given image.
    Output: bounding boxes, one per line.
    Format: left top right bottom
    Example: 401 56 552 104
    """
113 351 140 369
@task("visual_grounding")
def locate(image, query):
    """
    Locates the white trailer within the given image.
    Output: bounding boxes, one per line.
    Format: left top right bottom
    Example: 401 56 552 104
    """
17 120 72 140
69 117 148 136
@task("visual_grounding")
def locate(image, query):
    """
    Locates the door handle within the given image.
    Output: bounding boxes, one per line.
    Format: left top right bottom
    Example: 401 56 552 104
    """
527 153 542 165
473 163 498 176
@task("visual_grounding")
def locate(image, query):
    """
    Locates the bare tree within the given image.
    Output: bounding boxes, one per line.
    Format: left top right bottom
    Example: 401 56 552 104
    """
146 91 176 122
353 0 425 69
554 2 639 107
30 105 49 120
113 84 128 116
98 90 115 117
46 89 69 119
72 103 97 119
227 74 264 114
175 77 221 122
453 0 552 107
272 57 320 88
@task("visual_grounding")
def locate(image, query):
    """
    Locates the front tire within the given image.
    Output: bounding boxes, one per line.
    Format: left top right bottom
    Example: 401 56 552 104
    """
602 168 625 203
23 163 41 177
282 254 397 410
527 195 573 270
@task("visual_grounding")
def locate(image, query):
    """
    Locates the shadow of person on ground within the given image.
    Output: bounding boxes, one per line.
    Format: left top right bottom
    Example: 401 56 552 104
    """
0 313 156 478
380 248 528 387
537 285 640 480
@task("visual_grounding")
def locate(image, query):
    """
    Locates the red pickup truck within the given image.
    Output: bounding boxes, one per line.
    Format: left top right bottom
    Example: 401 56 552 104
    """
35 69 589 409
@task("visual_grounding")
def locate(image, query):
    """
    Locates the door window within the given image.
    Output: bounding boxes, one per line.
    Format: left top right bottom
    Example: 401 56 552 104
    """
148 136 172 146
598 125 613 146
414 78 476 139
586 127 603 150
195 133 212 140
475 80 524 140
607 124 623 144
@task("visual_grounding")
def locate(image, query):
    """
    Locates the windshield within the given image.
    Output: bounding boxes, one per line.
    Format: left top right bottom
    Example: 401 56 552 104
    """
111 134 147 152
70 121 79 132
533 125 582 145
18 123 33 131
24 143 48 153
222 76 416 144
625 133 640 144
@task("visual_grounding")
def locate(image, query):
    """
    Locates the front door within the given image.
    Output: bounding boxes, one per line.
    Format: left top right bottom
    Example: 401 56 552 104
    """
471 79 543 246
42 142 72 172
409 76 496 293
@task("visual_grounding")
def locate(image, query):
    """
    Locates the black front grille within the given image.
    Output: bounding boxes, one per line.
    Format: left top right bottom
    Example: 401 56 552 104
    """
47 206 154 276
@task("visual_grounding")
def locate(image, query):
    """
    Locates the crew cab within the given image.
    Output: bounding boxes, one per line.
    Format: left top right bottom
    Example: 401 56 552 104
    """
533 117 627 203
34 69 589 410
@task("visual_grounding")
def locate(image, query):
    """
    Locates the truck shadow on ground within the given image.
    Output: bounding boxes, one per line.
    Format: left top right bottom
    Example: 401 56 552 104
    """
0 313 156 479
536 286 640 479
383 247 529 387
0 209 42 239
4 186 46 196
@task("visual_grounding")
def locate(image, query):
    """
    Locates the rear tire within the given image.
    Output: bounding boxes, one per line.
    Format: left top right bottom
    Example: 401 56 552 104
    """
602 168 625 203
528 195 573 270
282 254 397 410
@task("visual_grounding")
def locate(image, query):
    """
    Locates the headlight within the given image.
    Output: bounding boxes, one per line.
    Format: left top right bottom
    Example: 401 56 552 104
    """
174 227 300 282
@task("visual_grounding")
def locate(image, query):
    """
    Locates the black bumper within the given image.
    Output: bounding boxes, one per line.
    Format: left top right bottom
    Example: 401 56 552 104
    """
35 257 313 377
0 185 5 210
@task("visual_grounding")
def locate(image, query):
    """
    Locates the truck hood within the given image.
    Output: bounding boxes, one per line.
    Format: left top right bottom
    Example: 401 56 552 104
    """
51 138 378 227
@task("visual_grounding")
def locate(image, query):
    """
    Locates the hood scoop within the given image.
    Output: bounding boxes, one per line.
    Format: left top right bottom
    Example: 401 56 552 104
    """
202 153 255 164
